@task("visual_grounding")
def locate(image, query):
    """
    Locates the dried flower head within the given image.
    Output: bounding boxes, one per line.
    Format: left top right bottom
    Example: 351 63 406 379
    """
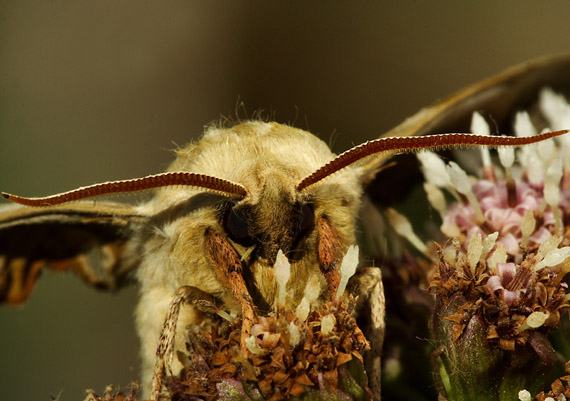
168 297 370 401
153 247 374 401
430 238 569 350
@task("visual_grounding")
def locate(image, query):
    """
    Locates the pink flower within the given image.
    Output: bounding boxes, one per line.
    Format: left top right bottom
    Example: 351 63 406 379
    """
442 178 561 257
486 263 521 305
486 262 534 305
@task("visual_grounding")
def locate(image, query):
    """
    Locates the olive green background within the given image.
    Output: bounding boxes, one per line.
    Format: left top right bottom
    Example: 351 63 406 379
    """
1 1 569 400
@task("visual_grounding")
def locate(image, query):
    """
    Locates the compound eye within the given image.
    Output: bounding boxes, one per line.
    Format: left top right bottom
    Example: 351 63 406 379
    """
223 207 255 247
298 203 315 239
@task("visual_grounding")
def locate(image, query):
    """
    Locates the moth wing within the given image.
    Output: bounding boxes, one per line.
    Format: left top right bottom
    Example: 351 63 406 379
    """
0 201 144 305
360 54 570 185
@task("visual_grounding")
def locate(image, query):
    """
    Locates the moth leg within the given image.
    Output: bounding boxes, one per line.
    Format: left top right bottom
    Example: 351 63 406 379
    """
151 285 222 401
348 266 385 401
316 215 345 296
204 228 256 354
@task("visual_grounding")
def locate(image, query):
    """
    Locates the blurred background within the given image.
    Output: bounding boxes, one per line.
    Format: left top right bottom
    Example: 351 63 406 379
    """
0 1 569 400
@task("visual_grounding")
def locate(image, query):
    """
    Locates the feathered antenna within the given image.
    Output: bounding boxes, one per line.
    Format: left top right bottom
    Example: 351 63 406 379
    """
296 130 568 192
2 172 247 207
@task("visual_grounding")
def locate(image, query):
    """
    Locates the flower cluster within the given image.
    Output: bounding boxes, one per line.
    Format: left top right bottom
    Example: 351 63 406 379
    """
419 91 570 260
169 298 369 401
420 89 570 340
415 88 570 400
164 248 373 401
385 88 570 400
429 238 569 350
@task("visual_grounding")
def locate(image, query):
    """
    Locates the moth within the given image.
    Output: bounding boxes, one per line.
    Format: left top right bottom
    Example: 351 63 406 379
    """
1 55 569 400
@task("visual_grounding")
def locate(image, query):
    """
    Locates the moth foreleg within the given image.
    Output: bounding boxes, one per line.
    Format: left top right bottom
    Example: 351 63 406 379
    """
150 285 220 400
316 215 345 296
203 228 257 354
348 266 386 401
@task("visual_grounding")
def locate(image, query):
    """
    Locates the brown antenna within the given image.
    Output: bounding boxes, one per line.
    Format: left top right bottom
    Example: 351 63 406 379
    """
296 130 569 192
2 172 247 207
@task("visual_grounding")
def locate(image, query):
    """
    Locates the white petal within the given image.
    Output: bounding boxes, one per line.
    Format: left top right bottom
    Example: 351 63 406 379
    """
539 87 570 130
537 235 563 262
447 162 485 222
304 274 321 303
498 146 515 169
417 151 451 187
245 336 266 355
482 232 499 257
517 389 531 401
385 208 428 255
274 249 291 305
320 314 336 335
526 311 549 328
546 158 563 187
535 247 570 271
441 220 461 238
424 182 447 216
537 136 555 163
514 111 537 138
296 274 321 321
337 245 359 298
520 209 536 247
288 322 301 347
526 152 544 185
447 162 472 194
544 181 560 207
471 111 490 136
488 243 507 271
471 112 492 167
468 233 483 274
295 297 311 322
514 111 537 168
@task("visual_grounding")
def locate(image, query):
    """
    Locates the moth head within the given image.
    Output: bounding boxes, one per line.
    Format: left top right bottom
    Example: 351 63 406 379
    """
219 184 316 262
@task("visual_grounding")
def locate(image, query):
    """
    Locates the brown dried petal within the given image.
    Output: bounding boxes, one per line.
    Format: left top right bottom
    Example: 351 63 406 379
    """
552 378 565 394
267 391 285 401
486 325 499 340
444 313 466 324
289 382 306 397
269 350 286 370
341 335 353 352
273 371 289 385
295 372 314 386
499 338 515 351
452 323 466 342
352 350 364 363
251 356 267 366
218 363 237 375
336 352 352 367
259 377 273 395
211 352 226 366
536 282 548 306
262 332 281 349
